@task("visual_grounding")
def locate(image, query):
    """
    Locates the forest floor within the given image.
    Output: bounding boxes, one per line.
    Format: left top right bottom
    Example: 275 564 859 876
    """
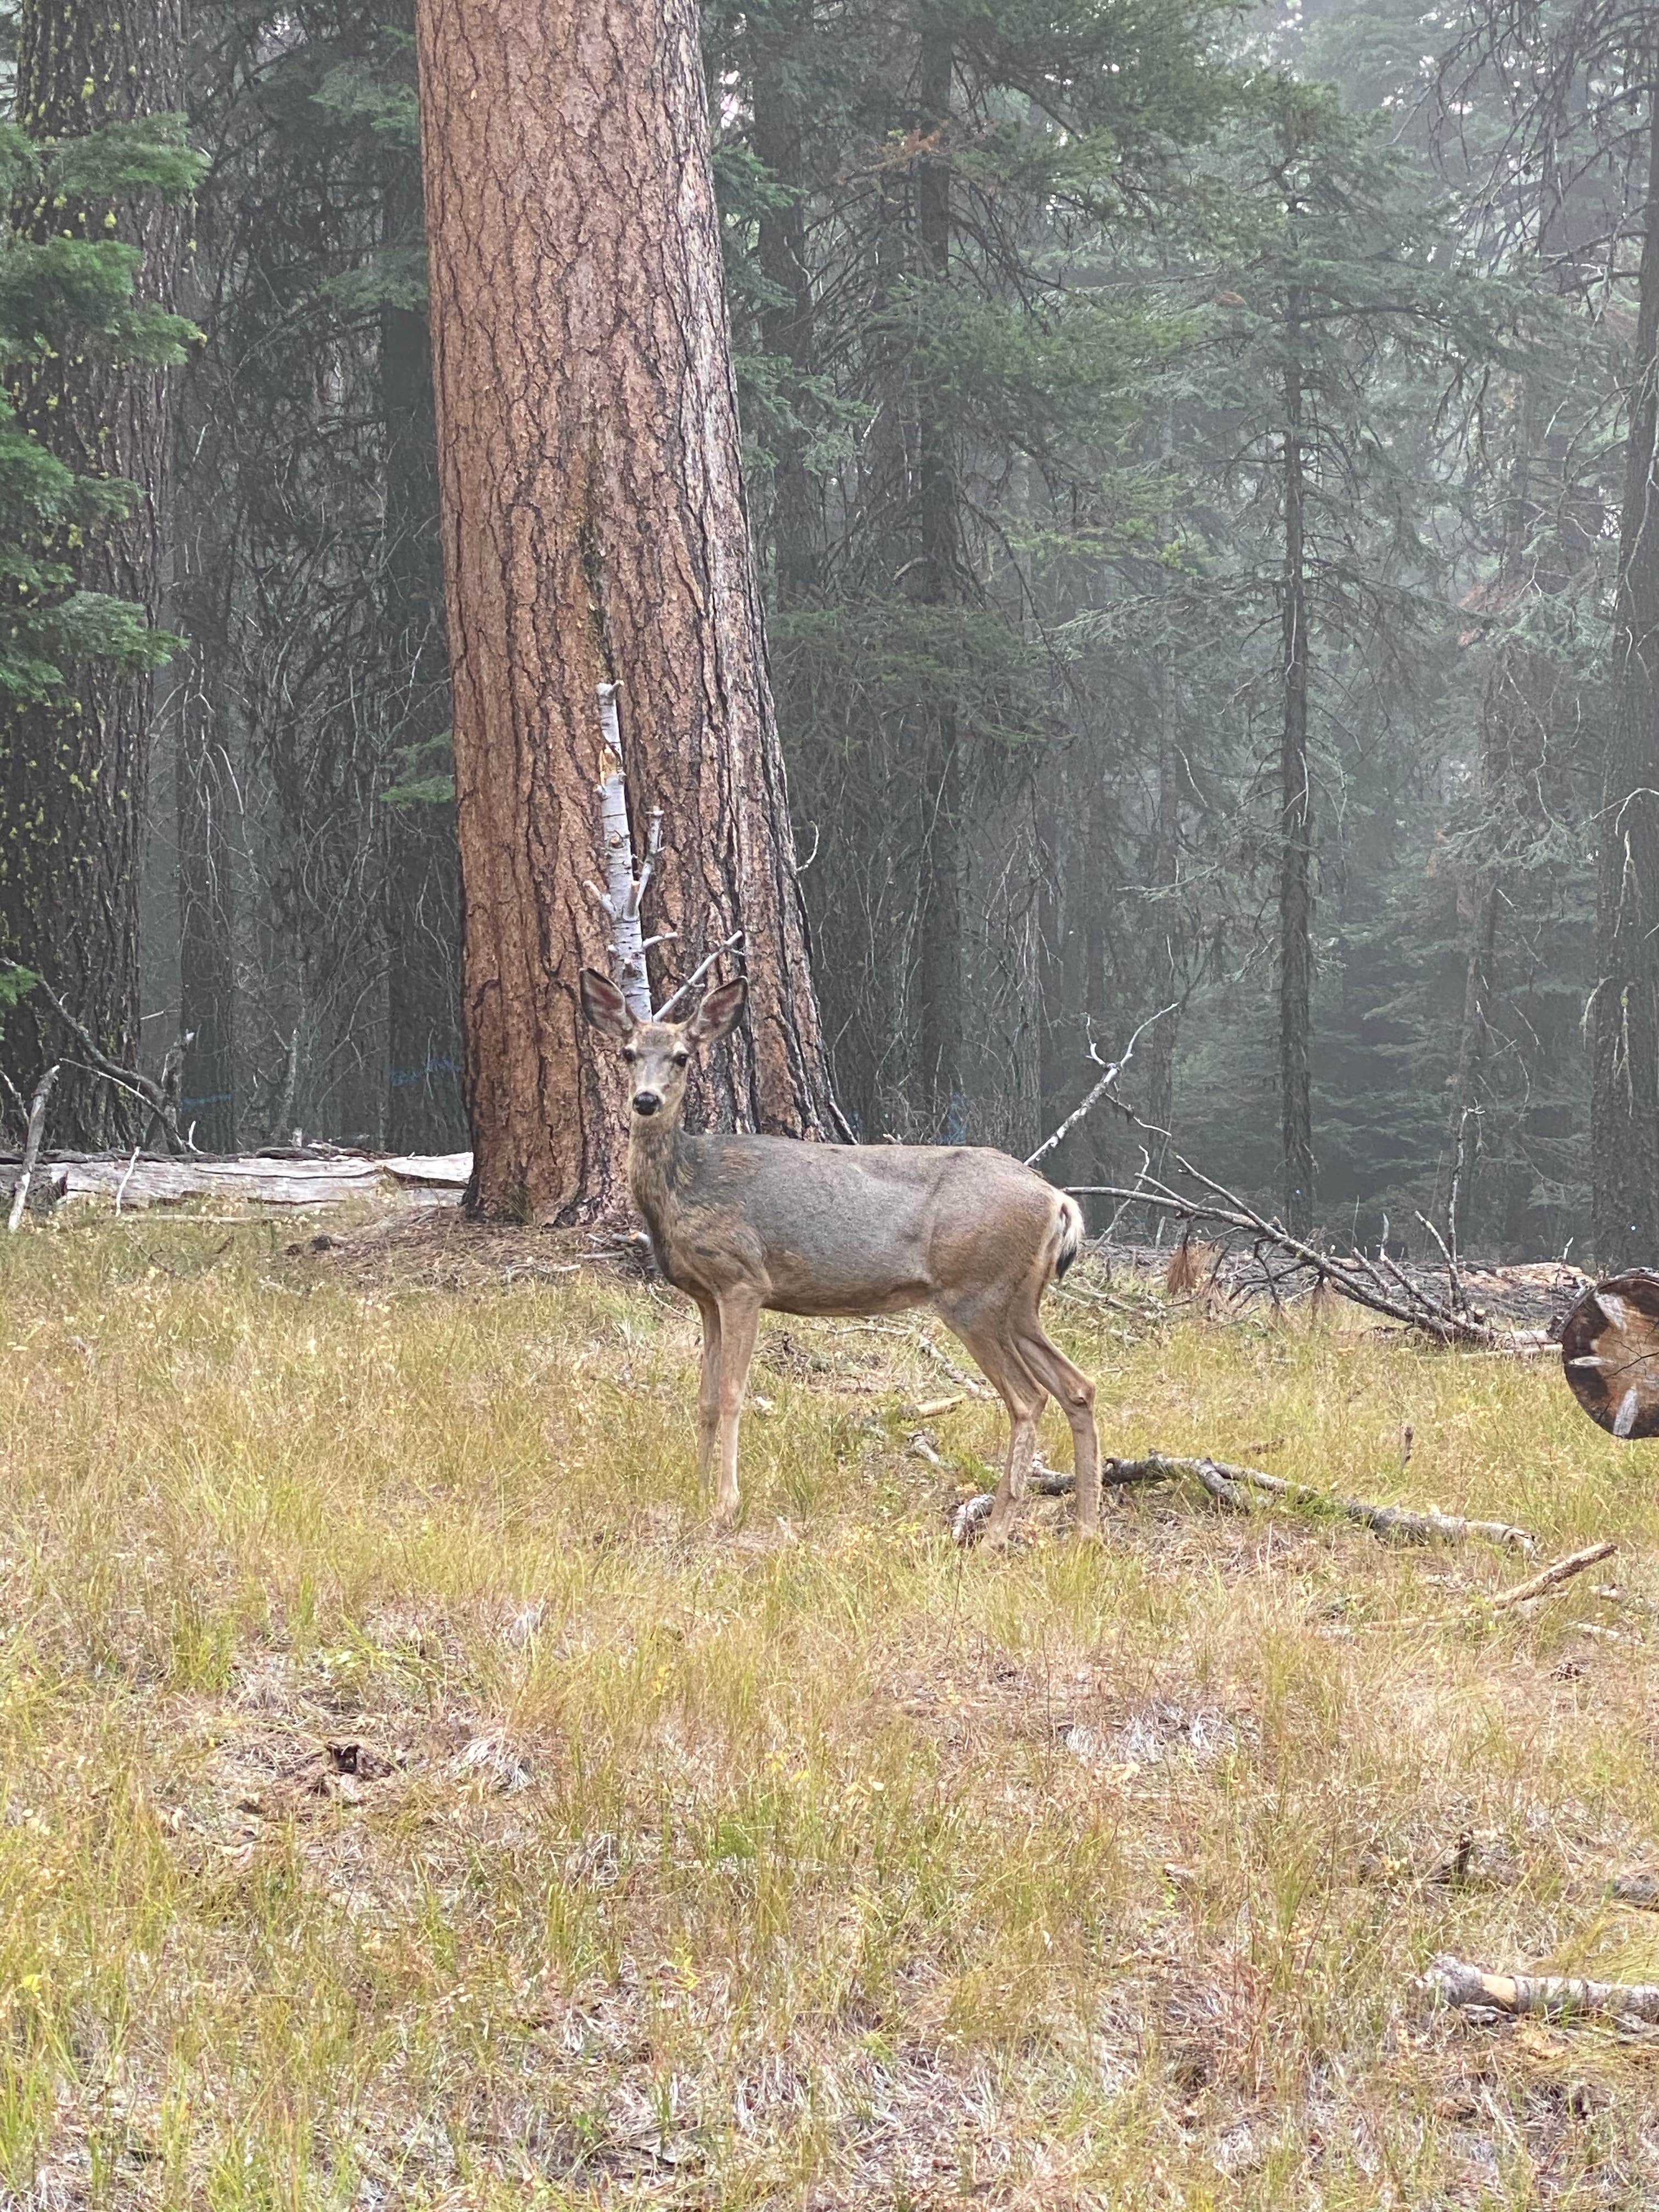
1 1206 1657 2209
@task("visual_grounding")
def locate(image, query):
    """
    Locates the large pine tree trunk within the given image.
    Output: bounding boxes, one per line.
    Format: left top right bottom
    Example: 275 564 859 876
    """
173 395 238 1155
1278 310 1316 1238
414 0 838 1220
0 0 185 1146
1593 104 1659 1269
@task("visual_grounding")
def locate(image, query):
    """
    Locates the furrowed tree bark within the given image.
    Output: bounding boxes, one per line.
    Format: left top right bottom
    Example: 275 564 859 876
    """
1593 94 1659 1270
173 382 238 1155
1279 280 1316 1239
414 0 838 1220
0 0 186 1147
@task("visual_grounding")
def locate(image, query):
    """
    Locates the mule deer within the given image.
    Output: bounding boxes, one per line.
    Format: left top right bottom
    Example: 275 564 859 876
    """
579 967 1101 1540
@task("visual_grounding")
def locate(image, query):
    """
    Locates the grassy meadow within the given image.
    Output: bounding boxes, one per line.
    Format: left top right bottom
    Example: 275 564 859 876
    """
0 1209 1657 2207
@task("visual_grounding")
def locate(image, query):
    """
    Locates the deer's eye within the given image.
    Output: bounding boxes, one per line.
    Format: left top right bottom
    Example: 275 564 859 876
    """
673 1051 690 1067
621 1046 637 1064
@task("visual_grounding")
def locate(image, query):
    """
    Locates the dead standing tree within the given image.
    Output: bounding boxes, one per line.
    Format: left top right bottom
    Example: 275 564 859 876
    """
413 0 839 1221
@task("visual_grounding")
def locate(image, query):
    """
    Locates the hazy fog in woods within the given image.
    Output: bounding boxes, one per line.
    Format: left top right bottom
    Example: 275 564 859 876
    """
8 0 1657 1261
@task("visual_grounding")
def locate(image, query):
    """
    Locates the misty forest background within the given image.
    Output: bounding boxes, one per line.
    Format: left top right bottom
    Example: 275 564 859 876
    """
3 0 1651 1260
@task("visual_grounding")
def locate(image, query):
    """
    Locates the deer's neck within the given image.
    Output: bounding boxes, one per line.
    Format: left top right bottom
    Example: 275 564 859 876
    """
626 1111 685 1249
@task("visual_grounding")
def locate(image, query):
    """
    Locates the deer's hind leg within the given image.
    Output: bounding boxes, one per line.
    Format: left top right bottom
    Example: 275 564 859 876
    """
934 1299 1046 1547
1014 1322 1101 1538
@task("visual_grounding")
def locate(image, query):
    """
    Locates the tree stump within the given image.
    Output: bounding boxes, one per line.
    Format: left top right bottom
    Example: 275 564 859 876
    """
1561 1272 1659 1438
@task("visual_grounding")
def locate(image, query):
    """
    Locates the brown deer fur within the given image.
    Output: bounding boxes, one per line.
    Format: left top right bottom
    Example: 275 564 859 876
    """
579 967 1101 1539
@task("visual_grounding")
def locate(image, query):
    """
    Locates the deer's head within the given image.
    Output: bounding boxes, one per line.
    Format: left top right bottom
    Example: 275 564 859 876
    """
579 968 748 1121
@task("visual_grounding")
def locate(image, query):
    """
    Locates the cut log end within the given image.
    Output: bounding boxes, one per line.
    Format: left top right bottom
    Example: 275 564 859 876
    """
1561 1272 1659 1439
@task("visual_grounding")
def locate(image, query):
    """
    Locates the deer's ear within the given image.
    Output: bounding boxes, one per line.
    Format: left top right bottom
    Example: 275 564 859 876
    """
579 967 632 1038
690 975 748 1045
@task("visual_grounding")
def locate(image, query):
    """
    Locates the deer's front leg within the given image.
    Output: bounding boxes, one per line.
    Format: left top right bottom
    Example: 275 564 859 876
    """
713 1291 761 1530
696 1299 722 1485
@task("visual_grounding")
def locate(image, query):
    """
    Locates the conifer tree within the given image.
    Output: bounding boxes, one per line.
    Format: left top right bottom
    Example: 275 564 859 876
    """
1191 87 1526 1232
0 0 199 1141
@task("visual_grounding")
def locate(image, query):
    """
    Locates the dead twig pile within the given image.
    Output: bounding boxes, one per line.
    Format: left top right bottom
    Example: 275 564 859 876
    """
1031 1008 1564 1352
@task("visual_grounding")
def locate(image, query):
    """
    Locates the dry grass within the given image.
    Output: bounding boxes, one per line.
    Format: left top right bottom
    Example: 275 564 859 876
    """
2 1210 1659 2207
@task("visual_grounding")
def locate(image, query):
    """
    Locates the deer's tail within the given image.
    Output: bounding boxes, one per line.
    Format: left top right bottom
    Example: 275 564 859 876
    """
1051 1192 1085 1283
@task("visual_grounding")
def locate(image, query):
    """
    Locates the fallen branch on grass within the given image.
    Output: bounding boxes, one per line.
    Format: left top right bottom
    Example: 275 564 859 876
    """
1487 1541 1618 1611
951 1451 1538 1553
1425 1954 1659 2024
1219 1460 1537 1554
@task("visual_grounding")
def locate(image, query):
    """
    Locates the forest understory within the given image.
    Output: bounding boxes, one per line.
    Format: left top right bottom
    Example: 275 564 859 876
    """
2 1207 1657 2208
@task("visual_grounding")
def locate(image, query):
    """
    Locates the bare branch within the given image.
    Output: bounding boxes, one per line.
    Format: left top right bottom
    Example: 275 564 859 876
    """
7 963 189 1156
1489 1541 1618 1611
1068 1140 1545 1351
7 1063 60 1233
1024 1001 1178 1170
655 932 746 1022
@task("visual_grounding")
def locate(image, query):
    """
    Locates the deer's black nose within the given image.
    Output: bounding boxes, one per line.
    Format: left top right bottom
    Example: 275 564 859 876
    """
633 1091 662 1116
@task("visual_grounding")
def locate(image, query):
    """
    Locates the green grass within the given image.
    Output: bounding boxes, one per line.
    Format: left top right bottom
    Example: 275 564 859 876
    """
1 1212 1658 2205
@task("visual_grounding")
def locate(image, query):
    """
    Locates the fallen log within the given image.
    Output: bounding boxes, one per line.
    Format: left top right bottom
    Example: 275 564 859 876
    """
1425 1954 1659 2024
0 1149 473 1211
950 1452 1538 1553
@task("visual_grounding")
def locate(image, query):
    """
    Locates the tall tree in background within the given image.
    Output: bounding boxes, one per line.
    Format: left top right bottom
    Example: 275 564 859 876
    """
1438 3 1659 1262
912 26 964 1137
1276 172 1316 1238
0 0 196 1143
172 361 239 1154
1595 95 1659 1268
727 0 1240 1147
414 0 839 1220
1192 89 1523 1233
